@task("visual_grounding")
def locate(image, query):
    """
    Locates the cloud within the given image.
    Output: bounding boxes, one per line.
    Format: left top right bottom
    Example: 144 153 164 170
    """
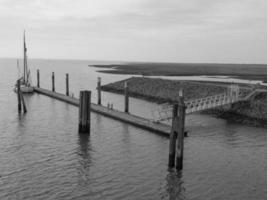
0 0 267 63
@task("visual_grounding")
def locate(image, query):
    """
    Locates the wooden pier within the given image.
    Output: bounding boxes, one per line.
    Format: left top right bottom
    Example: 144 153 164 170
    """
30 70 267 171
33 87 171 136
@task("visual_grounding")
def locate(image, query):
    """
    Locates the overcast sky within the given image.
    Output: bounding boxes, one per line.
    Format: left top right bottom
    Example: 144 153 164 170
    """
0 0 267 63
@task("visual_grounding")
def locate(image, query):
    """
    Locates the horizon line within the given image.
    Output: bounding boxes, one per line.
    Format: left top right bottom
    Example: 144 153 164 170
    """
1 56 267 66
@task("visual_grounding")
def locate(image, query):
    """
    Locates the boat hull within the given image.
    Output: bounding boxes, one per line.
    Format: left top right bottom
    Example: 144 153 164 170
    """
21 86 34 93
14 85 34 93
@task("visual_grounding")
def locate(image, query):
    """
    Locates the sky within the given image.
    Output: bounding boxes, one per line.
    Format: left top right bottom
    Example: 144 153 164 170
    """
0 0 267 63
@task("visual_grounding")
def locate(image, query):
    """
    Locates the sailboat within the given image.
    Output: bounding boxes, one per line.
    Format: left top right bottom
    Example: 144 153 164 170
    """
15 31 34 93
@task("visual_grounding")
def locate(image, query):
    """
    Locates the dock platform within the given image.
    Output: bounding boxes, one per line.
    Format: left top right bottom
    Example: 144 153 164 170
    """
33 87 171 136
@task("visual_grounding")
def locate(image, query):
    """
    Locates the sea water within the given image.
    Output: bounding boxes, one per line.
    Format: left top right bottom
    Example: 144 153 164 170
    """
0 58 266 200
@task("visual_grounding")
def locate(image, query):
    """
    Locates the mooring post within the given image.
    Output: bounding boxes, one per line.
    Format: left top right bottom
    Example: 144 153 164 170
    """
124 81 129 113
66 73 69 96
168 103 179 168
97 77 101 105
79 90 91 134
52 72 55 92
37 69 40 88
176 90 186 170
17 80 21 113
20 92 27 113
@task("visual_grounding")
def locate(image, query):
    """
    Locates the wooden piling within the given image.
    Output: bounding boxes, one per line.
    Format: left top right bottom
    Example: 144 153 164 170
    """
124 81 129 113
168 104 179 168
52 72 55 92
37 69 40 88
78 90 91 134
20 92 27 113
97 77 101 105
176 90 186 170
17 80 21 113
66 73 69 96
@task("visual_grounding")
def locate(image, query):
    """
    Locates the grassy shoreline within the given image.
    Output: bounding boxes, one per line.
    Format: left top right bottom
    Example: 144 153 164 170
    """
101 77 267 128
91 63 267 82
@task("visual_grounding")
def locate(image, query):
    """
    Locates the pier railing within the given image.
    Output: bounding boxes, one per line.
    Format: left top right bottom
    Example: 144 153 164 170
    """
152 85 265 122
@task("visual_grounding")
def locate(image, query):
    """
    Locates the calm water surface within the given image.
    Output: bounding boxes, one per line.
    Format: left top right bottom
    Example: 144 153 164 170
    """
0 58 266 200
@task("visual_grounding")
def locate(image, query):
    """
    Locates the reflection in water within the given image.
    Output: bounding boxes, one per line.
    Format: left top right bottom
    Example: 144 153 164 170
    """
121 123 130 143
163 170 185 200
17 113 26 124
77 133 92 186
95 113 102 130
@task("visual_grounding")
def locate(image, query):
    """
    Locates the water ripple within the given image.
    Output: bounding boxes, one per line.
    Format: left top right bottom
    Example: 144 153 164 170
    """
0 59 266 199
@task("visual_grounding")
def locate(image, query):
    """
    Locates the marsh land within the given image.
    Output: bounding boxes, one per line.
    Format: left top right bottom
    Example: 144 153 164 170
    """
93 62 267 82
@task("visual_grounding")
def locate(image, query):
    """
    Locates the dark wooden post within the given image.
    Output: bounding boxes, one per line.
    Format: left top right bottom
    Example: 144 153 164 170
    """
168 104 179 168
79 90 91 134
17 80 21 113
124 81 129 113
66 73 69 96
20 92 27 113
52 72 55 92
176 90 186 170
97 77 101 105
37 69 40 88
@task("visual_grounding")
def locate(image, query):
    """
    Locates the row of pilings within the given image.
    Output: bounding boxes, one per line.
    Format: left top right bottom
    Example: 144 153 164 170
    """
36 70 130 113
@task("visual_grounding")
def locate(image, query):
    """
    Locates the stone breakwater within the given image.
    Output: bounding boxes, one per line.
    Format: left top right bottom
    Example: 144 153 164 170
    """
101 77 231 103
101 77 267 128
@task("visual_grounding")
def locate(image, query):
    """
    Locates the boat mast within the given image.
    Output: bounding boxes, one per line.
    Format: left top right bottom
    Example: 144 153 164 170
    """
23 31 27 84
17 59 20 79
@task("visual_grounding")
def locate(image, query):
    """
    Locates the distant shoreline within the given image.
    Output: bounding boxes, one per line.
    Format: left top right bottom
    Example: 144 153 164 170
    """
91 63 267 82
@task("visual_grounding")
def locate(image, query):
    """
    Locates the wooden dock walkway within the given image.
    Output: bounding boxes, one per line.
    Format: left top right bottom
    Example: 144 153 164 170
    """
33 87 171 136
